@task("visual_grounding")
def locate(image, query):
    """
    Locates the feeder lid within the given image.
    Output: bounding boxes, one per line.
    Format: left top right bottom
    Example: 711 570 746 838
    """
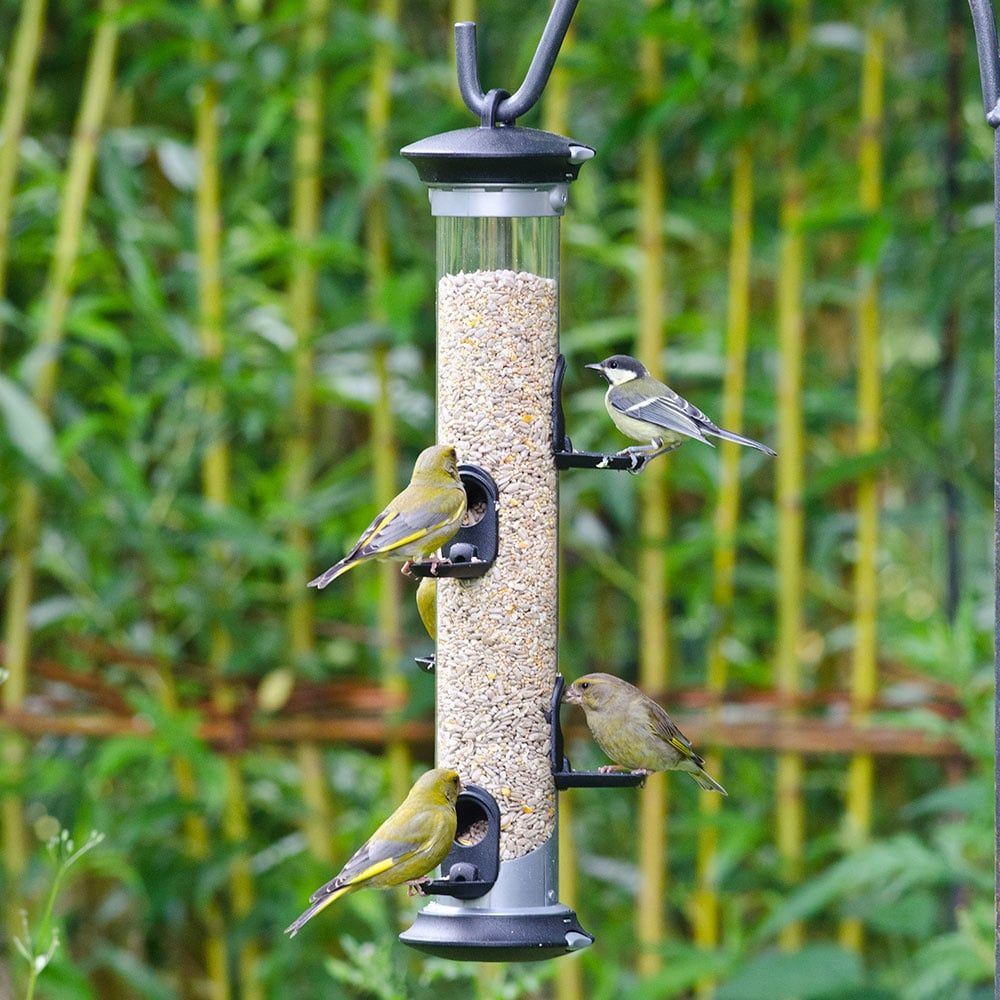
401 125 595 186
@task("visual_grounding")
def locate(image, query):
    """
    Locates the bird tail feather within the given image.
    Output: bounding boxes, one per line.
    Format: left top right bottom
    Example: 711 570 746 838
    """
706 426 776 457
691 768 728 795
285 884 353 936
308 557 359 590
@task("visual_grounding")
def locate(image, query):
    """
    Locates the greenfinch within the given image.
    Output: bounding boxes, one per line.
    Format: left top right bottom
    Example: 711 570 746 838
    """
285 768 461 936
564 673 727 794
309 445 467 588
416 577 436 641
586 355 775 465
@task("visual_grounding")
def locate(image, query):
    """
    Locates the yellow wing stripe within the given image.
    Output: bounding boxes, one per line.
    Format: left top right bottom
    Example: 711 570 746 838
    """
668 736 697 760
377 525 432 553
367 503 464 557
340 855 398 889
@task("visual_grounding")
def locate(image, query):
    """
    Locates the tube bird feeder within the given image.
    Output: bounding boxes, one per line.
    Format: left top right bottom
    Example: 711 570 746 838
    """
397 1 606 962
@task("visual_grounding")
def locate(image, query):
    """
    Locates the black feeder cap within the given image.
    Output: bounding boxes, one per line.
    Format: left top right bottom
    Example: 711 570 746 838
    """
401 125 595 187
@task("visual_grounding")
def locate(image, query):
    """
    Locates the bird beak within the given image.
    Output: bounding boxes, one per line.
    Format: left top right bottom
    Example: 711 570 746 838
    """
562 686 581 705
584 363 603 373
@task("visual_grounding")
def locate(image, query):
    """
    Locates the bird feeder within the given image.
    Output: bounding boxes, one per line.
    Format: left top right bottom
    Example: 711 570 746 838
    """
396 0 639 962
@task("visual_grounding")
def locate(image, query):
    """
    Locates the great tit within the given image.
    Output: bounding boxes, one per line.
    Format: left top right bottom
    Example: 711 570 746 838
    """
308 445 467 588
585 354 776 465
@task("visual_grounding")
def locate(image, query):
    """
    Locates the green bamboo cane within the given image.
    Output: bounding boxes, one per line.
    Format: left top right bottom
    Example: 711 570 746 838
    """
287 0 334 865
694 12 757 994
193 2 259 995
366 0 409 806
635 4 669 977
543 40 585 1000
841 18 884 954
0 0 46 362
775 0 809 951
2 0 120 939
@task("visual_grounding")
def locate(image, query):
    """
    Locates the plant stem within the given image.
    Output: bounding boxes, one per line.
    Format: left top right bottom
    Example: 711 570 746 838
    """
695 12 757 991
544 44 584 1000
2 0 120 942
775 0 808 941
0 0 46 363
366 0 409 805
194 2 257 994
841 16 884 954
287 0 334 864
635 5 669 976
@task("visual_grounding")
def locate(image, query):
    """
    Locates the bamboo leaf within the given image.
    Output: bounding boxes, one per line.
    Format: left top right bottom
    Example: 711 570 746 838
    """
716 945 863 1000
0 373 61 474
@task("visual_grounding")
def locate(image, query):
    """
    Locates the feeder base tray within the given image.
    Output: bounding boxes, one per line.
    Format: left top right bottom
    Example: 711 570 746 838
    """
399 902 593 962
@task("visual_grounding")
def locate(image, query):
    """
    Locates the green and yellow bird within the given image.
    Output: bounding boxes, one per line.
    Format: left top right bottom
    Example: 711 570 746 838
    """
308 445 467 589
416 576 436 641
564 673 727 794
285 768 461 937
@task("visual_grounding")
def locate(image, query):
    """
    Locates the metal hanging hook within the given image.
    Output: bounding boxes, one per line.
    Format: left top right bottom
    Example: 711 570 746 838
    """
969 0 1000 126
456 0 581 126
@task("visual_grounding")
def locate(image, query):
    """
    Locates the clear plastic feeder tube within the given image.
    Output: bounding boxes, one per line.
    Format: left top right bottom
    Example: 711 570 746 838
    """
433 188 560 866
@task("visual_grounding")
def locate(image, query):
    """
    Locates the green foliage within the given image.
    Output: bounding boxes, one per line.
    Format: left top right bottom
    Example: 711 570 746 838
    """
0 0 994 997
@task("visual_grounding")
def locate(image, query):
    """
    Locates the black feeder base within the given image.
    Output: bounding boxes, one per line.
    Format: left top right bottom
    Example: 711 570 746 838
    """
399 903 593 962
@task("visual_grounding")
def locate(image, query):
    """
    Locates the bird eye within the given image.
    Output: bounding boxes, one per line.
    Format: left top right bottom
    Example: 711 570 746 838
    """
608 361 617 370
580 682 590 690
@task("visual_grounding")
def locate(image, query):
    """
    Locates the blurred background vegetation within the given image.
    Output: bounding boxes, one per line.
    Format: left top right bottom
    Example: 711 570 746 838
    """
0 0 995 997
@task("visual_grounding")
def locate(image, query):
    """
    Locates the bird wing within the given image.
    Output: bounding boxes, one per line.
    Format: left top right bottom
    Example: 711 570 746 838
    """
344 484 465 563
308 837 417 903
644 698 705 767
609 384 718 443
309 805 453 902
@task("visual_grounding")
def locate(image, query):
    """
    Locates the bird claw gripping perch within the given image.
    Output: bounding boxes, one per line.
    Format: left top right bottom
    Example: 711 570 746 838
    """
421 785 501 900
547 674 648 789
551 354 654 473
407 466 499 580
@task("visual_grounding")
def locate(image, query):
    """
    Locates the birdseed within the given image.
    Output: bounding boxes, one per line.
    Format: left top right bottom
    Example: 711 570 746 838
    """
456 817 489 847
436 268 559 861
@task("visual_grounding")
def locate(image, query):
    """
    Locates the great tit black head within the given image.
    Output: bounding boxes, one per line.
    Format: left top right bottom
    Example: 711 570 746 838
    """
585 355 648 386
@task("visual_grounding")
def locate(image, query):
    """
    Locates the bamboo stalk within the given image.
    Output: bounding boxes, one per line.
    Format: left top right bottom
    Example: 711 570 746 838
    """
544 43 584 1000
365 0 409 805
451 0 475 28
193 4 259 995
541 23 574 139
0 0 46 362
1 0 120 938
694 14 757 989
941 0 964 619
775 176 805 951
773 1 810 953
635 8 669 978
157 665 230 1000
840 19 884 954
286 0 334 865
